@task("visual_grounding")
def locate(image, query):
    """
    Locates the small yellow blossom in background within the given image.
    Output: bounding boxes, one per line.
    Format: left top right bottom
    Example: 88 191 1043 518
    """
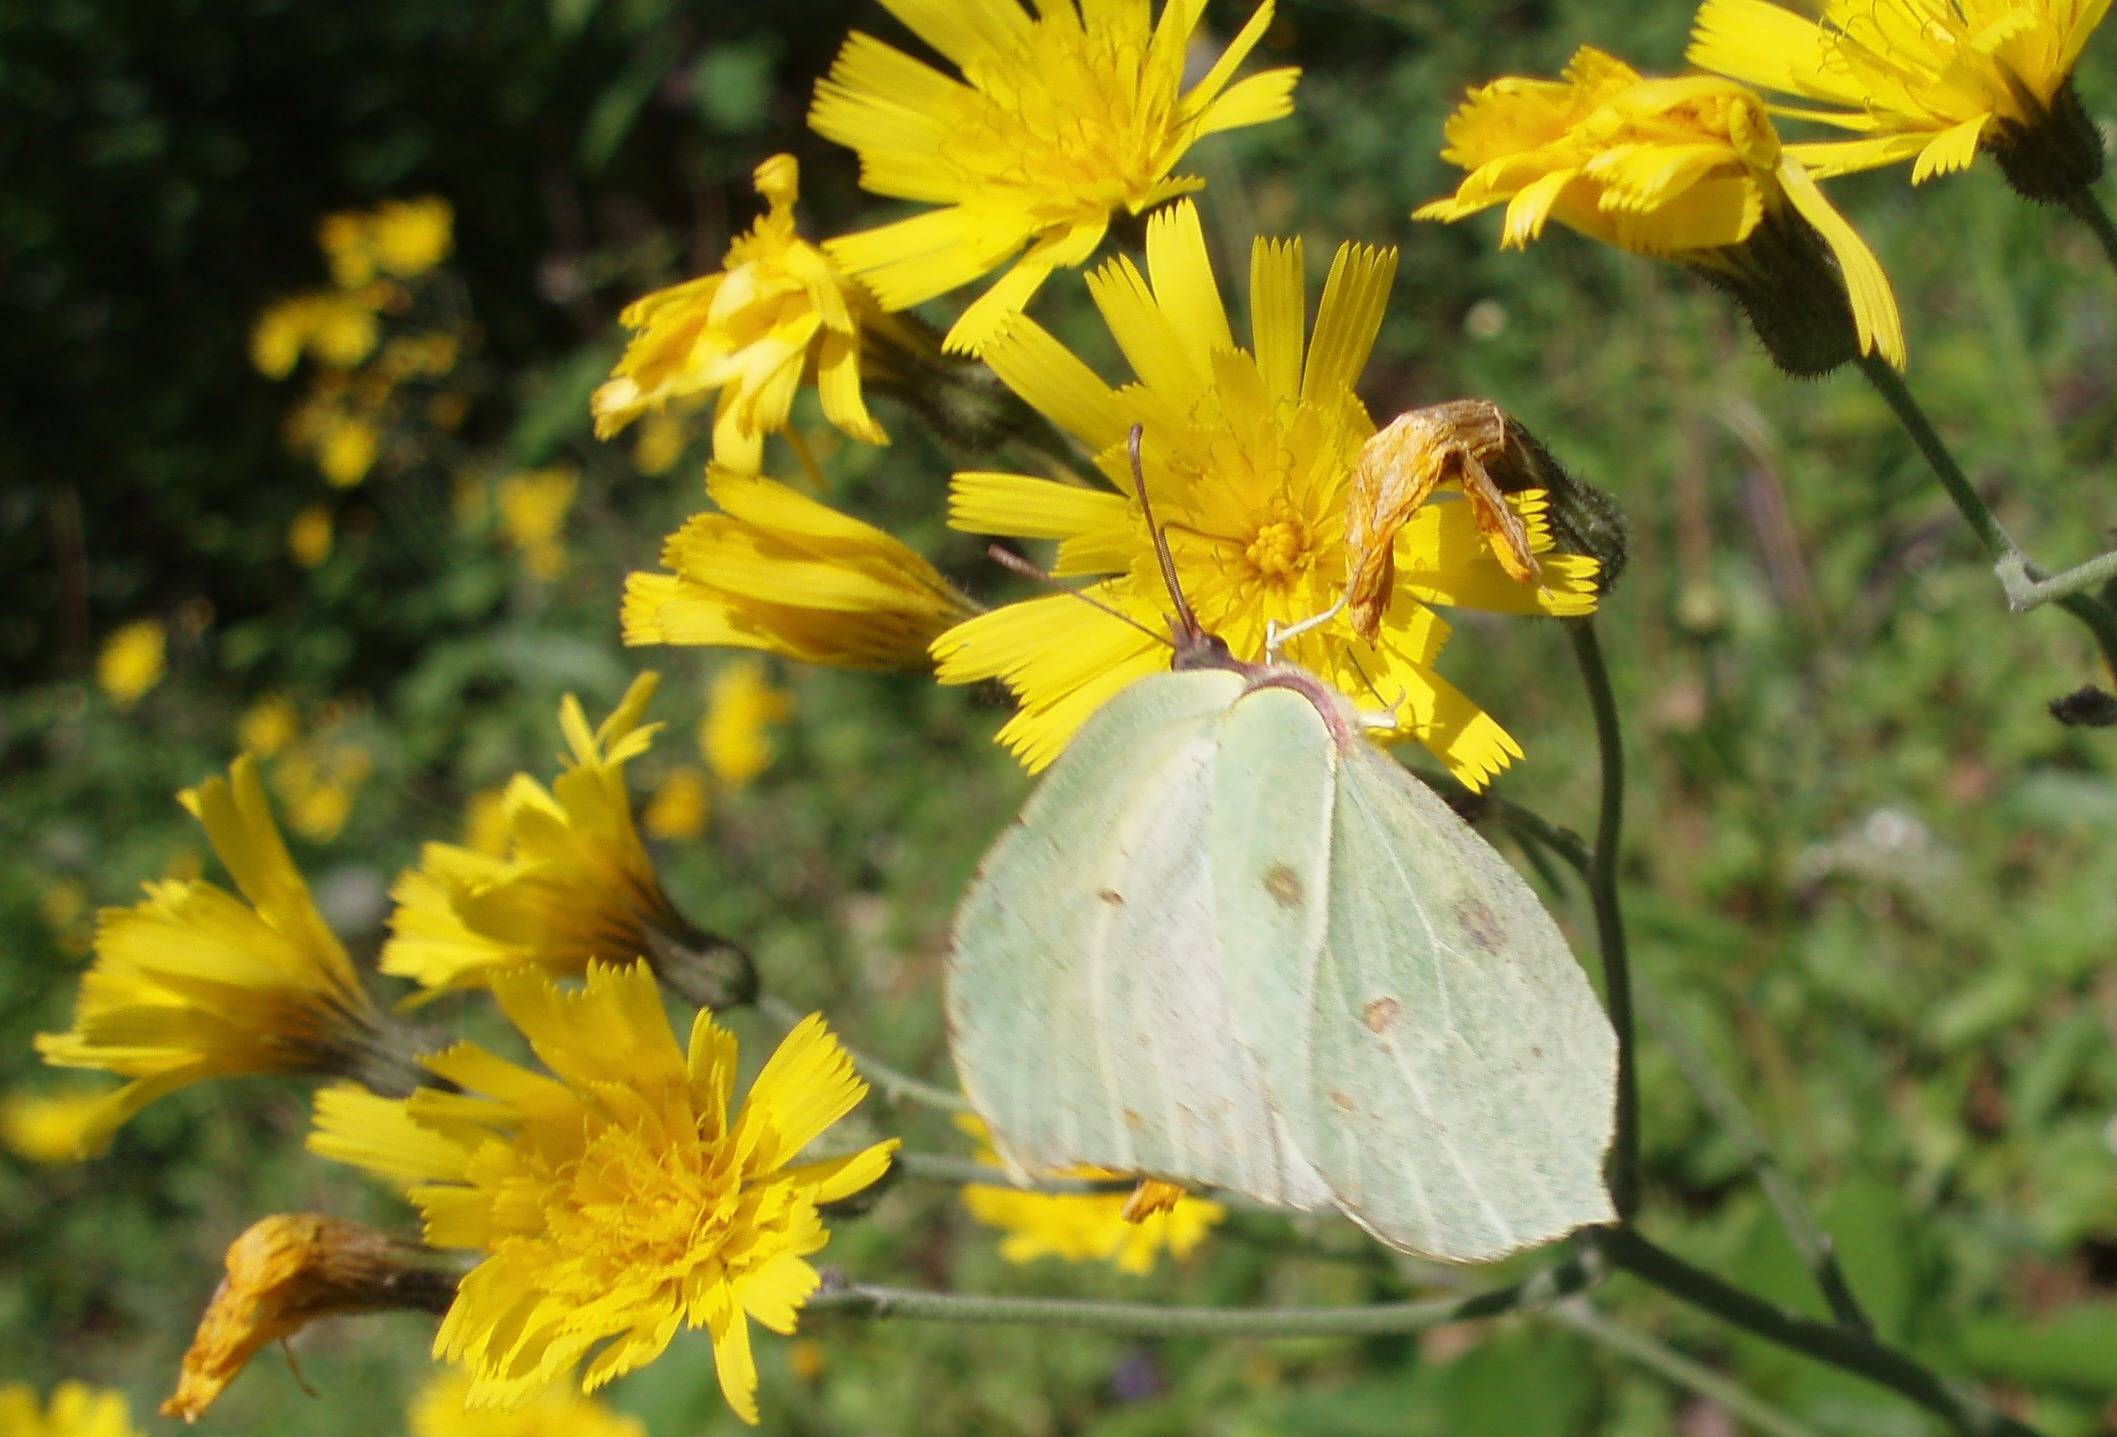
642 765 710 841
41 878 90 937
271 737 373 843
1416 47 1904 371
311 411 382 488
250 294 382 378
629 410 688 476
1 1089 115 1163
239 695 302 758
96 618 166 708
320 210 377 287
369 197 454 277
785 1339 827 1384
495 466 577 581
164 1214 454 1421
382 674 692 996
1690 0 2110 191
36 756 384 1150
409 1371 646 1437
703 659 794 789
287 505 335 568
957 1116 1222 1275
308 292 386 368
0 1382 142 1437
812 0 1300 352
934 200 1598 786
310 961 899 1423
626 470 975 668
593 155 889 474
250 297 317 379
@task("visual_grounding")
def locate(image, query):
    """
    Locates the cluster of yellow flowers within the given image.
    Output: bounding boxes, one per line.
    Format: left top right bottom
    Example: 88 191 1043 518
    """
253 197 469 489
601 0 1616 790
42 0 2117 1430
1419 0 2112 374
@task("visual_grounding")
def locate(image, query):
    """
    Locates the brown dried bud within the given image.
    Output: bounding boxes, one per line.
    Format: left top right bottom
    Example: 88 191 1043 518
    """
1345 401 1540 641
163 1214 458 1422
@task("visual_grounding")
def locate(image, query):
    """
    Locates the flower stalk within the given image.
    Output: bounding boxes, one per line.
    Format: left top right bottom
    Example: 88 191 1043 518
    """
1858 357 2117 679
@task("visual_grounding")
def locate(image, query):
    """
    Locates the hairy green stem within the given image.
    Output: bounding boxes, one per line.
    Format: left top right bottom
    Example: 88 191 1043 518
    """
1566 619 1639 1220
1858 358 2117 677
809 1246 1605 1339
755 994 969 1113
1599 1228 2045 1437
1549 1301 1826 1437
2061 184 2117 279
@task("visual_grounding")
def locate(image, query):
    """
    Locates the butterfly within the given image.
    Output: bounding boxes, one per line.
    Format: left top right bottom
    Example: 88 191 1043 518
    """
947 424 1618 1262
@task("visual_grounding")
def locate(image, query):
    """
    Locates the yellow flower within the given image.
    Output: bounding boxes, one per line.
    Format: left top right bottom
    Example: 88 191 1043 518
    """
703 659 793 789
319 414 381 487
381 675 695 997
462 786 514 857
1416 47 1904 372
593 156 888 473
641 766 710 841
319 210 376 288
957 1117 1221 1275
271 738 373 844
1690 0 2110 194
0 1383 142 1437
251 297 317 379
496 467 577 581
410 1371 646 1437
239 695 302 760
308 293 383 368
36 756 384 1149
309 961 898 1423
164 1214 455 1421
624 469 975 670
96 619 166 707
287 505 335 568
933 200 1598 786
630 411 688 476
371 197 454 277
1 1089 115 1163
812 0 1300 352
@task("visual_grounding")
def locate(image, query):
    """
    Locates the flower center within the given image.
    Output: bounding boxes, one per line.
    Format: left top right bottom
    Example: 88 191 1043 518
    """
1243 516 1311 583
544 1119 741 1286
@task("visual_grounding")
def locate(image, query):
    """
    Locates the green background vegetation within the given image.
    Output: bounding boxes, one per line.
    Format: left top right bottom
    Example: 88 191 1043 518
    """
5 0 2115 1432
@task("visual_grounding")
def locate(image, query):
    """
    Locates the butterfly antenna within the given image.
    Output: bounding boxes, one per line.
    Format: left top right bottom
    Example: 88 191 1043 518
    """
1129 424 1205 646
985 545 1174 650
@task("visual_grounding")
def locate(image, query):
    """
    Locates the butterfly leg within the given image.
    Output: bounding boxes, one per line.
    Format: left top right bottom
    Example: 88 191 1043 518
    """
1266 590 1349 661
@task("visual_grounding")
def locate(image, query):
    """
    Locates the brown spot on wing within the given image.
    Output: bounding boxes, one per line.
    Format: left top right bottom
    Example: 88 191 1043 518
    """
1329 1089 1357 1113
1361 996 1401 1034
1262 862 1304 908
1097 888 1125 906
1455 898 1504 954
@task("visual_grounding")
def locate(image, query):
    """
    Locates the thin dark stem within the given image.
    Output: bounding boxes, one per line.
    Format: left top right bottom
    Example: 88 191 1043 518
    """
1858 357 2117 677
809 1246 1605 1339
1599 1228 2045 1437
2061 185 2117 278
1633 983 1873 1334
1566 619 1639 1220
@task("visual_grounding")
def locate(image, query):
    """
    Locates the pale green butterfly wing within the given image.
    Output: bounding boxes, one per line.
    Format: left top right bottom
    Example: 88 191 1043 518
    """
1210 683 1618 1261
949 670 1334 1210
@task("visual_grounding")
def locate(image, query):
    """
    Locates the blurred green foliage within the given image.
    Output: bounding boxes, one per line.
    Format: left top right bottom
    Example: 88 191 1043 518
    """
6 0 2117 1434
